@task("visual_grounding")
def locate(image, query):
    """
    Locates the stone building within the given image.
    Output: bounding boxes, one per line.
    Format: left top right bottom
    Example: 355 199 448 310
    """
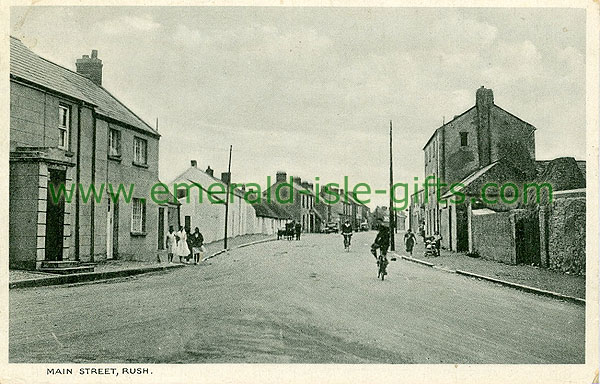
9 37 178 271
421 86 536 251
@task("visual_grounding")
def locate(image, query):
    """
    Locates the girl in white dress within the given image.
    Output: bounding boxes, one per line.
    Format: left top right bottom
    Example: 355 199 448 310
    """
166 226 176 263
176 226 190 263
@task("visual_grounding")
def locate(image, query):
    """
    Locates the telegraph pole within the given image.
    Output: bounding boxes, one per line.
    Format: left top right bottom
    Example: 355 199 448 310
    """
223 145 232 250
389 120 395 251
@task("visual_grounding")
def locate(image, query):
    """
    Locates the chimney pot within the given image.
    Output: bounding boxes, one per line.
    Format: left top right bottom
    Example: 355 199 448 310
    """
205 166 214 177
276 171 287 183
91 49 98 59
190 160 197 167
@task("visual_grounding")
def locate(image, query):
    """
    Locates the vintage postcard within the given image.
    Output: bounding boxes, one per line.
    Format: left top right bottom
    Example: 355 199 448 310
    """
0 1 598 383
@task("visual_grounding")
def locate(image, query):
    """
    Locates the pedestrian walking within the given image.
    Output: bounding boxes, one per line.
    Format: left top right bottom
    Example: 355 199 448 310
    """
295 222 302 240
190 227 205 265
185 227 193 263
433 231 442 257
176 226 190 264
166 225 176 263
404 228 417 256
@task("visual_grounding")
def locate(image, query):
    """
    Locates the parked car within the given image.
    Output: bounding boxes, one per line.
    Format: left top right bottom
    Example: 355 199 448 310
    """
323 222 339 234
360 222 369 231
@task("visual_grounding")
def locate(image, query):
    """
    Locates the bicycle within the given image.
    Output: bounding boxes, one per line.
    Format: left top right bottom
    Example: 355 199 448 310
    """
342 233 352 252
371 245 388 280
377 254 388 280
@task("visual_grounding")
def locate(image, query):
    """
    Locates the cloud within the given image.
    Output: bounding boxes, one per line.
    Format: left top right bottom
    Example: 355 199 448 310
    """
99 15 161 35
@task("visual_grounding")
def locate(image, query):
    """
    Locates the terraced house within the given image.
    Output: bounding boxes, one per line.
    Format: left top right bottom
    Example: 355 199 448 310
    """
9 37 178 272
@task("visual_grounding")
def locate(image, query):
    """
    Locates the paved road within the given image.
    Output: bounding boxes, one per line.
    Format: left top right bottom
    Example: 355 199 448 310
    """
10 232 584 363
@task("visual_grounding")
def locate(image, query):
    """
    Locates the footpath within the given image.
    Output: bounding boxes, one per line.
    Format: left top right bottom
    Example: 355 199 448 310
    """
393 238 585 304
9 234 276 289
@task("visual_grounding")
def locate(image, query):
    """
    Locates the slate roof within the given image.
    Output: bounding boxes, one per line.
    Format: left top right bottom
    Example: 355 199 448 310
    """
441 161 500 198
170 165 247 200
10 36 158 137
252 201 293 220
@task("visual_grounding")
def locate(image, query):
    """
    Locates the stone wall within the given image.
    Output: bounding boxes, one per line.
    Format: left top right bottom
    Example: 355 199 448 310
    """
542 190 586 275
470 209 515 264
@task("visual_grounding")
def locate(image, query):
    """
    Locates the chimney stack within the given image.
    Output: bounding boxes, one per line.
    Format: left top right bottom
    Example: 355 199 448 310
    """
205 166 214 177
276 171 287 183
190 160 197 167
475 86 494 166
221 172 231 185
293 176 302 185
76 50 103 86
476 86 494 110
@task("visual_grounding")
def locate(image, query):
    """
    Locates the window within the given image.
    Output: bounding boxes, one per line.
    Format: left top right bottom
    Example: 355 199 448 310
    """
131 198 146 233
460 132 468 147
58 105 70 150
133 137 147 165
109 129 121 157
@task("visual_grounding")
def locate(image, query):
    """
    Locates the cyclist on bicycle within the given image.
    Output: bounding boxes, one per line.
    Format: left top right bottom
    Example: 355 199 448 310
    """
341 220 353 249
371 222 390 275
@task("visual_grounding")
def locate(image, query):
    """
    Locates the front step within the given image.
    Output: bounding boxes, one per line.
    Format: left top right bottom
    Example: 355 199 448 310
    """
40 260 81 269
39 261 95 274
39 266 95 275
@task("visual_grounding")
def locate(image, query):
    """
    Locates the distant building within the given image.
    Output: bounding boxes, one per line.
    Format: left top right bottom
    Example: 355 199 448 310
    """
9 37 177 271
252 200 293 235
171 161 258 243
264 172 320 233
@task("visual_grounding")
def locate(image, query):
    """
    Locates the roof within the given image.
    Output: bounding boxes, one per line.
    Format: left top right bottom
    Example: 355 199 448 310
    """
252 201 293 220
10 36 158 137
536 157 585 191
441 161 500 199
422 103 535 150
170 166 246 201
423 107 475 150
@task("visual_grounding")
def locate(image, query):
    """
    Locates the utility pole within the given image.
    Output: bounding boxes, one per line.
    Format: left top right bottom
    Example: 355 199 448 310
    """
223 145 232 250
389 120 395 251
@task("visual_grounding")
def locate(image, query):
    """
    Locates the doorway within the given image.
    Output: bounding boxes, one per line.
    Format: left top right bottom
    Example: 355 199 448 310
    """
45 169 66 261
158 207 165 250
516 216 541 265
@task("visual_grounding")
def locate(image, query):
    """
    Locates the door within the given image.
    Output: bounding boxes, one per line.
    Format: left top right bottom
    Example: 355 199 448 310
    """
516 216 541 265
158 207 165 250
112 198 119 259
184 216 191 233
106 197 114 259
45 169 66 261
456 206 469 252
448 208 453 251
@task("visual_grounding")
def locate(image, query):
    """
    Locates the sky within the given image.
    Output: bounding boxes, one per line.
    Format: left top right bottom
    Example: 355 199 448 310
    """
10 6 586 208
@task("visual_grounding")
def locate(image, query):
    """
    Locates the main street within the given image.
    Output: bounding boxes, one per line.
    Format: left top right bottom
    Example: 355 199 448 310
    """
10 232 584 363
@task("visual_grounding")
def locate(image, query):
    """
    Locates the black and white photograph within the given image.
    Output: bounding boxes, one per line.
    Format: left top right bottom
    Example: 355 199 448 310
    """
2 2 599 384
